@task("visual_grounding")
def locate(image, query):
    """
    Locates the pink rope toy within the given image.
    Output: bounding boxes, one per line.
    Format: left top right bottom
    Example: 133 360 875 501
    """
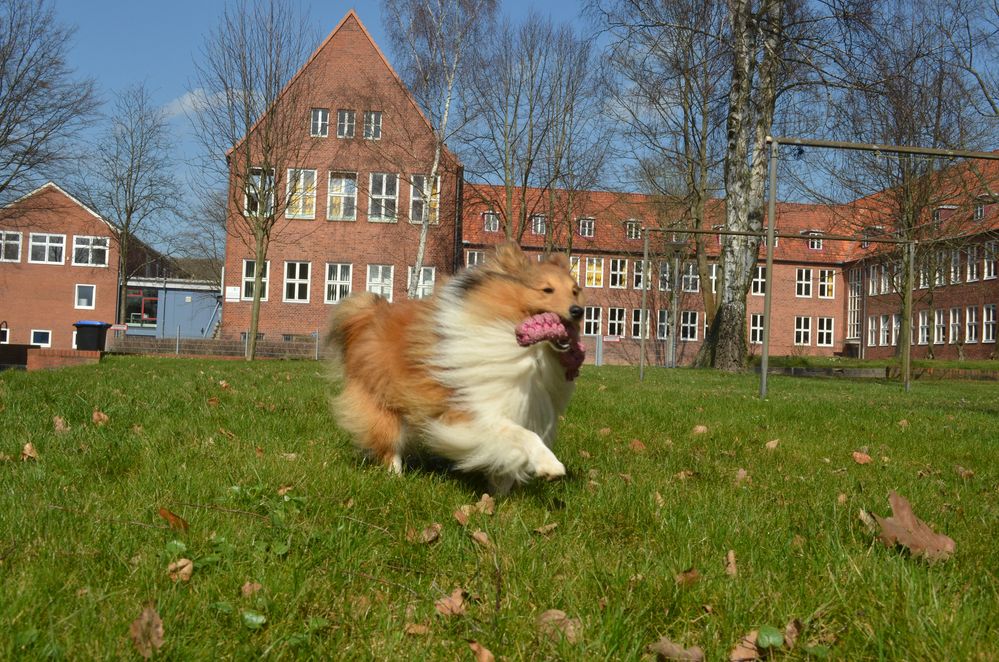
515 312 586 381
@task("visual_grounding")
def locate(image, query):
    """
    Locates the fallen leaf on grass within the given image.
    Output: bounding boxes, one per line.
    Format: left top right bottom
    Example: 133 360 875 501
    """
674 567 700 587
470 530 493 550
469 640 495 661
406 522 443 545
852 451 872 465
648 636 705 661
254 447 264 458
129 604 164 659
654 492 666 508
725 550 737 577
277 485 293 496
434 588 467 617
207 397 220 407
729 630 760 661
578 449 591 459
629 439 646 452
534 522 559 535
168 558 193 582
92 410 109 426
280 453 298 461
475 493 495 515
764 439 780 450
618 473 633 484
897 419 909 428
0 452 11 461
837 493 848 505
675 470 695 481
784 619 802 650
21 442 38 461
598 427 612 437
955 465 974 479
158 508 189 532
404 622 430 636
536 609 581 643
53 416 70 433
871 491 955 562
218 380 231 390
241 582 262 597
857 509 878 533
735 468 750 485
453 508 470 526
692 425 708 435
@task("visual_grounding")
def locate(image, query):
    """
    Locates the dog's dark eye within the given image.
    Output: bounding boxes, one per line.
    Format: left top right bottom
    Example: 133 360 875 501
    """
542 287 555 294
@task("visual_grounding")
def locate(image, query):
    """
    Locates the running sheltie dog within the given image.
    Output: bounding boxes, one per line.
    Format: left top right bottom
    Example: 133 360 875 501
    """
326 242 584 495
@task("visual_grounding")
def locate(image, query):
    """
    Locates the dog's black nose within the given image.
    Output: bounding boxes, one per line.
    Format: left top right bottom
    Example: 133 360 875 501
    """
569 305 583 320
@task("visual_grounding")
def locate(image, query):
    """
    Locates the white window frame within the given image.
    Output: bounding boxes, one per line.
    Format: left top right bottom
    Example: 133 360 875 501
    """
363 110 382 140
286 168 317 219
965 306 979 343
584 257 603 288
366 264 394 301
658 262 671 291
974 201 986 221
530 214 546 236
466 250 484 267
656 309 670 340
950 248 962 284
324 263 352 304
625 220 641 240
681 262 699 293
934 309 946 345
917 310 930 345
336 109 355 138
410 175 440 225
28 233 66 264
1 231 22 262
709 263 718 294
245 167 275 217
607 307 625 337
879 314 891 347
751 266 766 296
578 217 595 238
310 108 329 137
241 259 269 301
407 266 436 299
949 308 961 344
847 268 862 339
632 309 650 339
0 326 8 344
327 172 358 221
794 316 811 346
892 314 901 347
583 306 601 337
808 235 823 250
609 258 627 289
749 313 764 345
867 316 877 347
795 268 812 298
283 261 311 303
983 304 996 344
966 246 980 282
74 284 96 310
71 235 110 267
985 241 997 280
817 317 834 347
680 310 698 341
369 173 398 221
30 329 52 348
633 259 649 290
818 269 835 299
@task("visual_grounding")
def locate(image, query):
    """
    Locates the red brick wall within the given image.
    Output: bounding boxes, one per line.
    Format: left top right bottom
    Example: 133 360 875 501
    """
27 348 102 371
0 184 119 350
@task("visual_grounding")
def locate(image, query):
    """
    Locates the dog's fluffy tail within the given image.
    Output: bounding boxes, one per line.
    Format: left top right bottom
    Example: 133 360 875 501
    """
325 292 383 364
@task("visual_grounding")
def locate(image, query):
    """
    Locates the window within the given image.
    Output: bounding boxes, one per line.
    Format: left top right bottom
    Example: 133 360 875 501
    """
408 266 436 298
325 263 352 304
369 173 398 221
949 308 961 344
867 316 877 346
658 262 671 291
0 327 7 343
625 220 641 240
29 233 65 264
807 233 822 250
657 310 669 340
631 309 649 339
751 266 766 296
934 309 946 344
984 304 996 344
794 316 811 346
681 262 699 292
410 175 440 224
366 264 394 301
950 249 962 284
72 236 109 266
918 258 929 289
917 310 930 345
680 311 698 341
241 260 268 301
985 241 997 279
892 314 901 346
75 284 95 309
607 307 625 337
30 330 51 348
583 306 601 336
966 246 979 282
0 231 21 262
530 214 546 235
337 109 355 138
709 263 718 294
935 250 947 286
363 110 382 139
483 212 500 233
796 268 812 298
584 257 603 288
245 167 274 216
633 259 649 290
817 317 834 347
879 314 891 347
286 168 317 219
879 263 891 294
818 269 835 299
568 256 580 281
310 108 329 137
327 172 357 220
749 313 764 345
466 250 484 267
609 258 626 289
578 217 594 238
966 306 979 343
126 287 158 325
847 268 862 340
283 261 310 302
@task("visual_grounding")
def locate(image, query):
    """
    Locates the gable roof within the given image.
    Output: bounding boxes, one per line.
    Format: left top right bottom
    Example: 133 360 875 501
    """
2 181 114 231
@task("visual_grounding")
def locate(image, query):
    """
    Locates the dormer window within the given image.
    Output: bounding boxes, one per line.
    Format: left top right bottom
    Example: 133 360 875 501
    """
803 230 822 250
860 225 884 249
483 211 500 233
975 201 986 221
625 220 641 240
578 217 594 238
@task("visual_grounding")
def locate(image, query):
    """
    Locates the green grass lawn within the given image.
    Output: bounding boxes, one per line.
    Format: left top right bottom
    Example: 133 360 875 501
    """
1 357 997 660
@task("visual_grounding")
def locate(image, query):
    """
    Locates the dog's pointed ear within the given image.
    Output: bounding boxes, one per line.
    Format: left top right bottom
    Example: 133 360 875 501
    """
545 252 570 270
490 241 530 274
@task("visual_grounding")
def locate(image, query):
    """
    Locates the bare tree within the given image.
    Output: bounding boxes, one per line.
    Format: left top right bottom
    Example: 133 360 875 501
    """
171 188 227 285
0 0 96 204
382 0 496 297
190 0 316 359
73 84 180 324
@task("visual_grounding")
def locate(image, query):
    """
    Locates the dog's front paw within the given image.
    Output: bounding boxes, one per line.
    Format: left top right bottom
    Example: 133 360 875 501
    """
532 454 566 481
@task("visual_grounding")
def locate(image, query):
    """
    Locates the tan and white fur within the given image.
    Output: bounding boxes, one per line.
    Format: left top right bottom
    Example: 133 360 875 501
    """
326 242 583 494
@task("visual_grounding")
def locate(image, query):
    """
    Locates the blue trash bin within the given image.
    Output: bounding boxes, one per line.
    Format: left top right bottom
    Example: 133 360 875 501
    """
74 320 112 351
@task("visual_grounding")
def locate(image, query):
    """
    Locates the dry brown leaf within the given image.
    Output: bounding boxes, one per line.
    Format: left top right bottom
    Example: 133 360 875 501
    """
218 380 231 390
872 491 955 562
280 453 298 461
852 451 872 465
470 530 493 550
277 484 292 496
407 522 443 545
675 470 695 481
674 567 700 587
837 493 848 505
729 630 760 661
764 439 780 450
858 509 878 533
0 452 11 462
453 508 470 526
598 427 612 436
469 640 495 662
241 581 263 597
692 425 708 435
21 442 38 461
476 493 495 515
434 588 467 617
898 419 909 428
629 439 646 452
725 550 737 577
157 508 189 532
536 609 581 643
784 619 802 650
955 465 974 479
129 604 164 659
578 449 591 458
254 447 264 458
207 396 220 407
534 522 559 535
648 636 706 661
618 473 633 484
654 491 666 508
404 622 430 636
53 416 70 433
168 558 193 582
587 480 600 492
735 468 750 485
92 410 109 426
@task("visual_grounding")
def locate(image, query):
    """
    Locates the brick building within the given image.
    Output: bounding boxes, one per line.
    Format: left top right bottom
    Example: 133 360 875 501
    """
0 183 119 350
219 10 999 365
